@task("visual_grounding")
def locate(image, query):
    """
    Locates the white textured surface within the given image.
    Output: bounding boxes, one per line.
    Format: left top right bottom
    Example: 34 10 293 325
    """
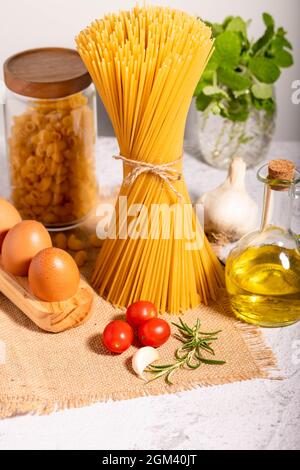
0 138 299 450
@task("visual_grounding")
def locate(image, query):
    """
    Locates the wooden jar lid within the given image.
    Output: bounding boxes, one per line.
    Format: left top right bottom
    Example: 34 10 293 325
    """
4 48 92 99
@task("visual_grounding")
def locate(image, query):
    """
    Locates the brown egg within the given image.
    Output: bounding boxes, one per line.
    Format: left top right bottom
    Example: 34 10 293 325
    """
29 247 80 302
0 198 22 252
2 220 52 276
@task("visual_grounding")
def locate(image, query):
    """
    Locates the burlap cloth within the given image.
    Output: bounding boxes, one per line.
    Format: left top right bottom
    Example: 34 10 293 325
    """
0 191 280 419
0 280 280 419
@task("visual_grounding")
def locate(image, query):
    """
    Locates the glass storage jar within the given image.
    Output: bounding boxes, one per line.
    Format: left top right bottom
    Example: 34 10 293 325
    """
3 48 98 229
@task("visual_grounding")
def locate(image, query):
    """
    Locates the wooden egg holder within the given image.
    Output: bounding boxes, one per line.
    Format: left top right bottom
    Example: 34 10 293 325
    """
0 256 94 333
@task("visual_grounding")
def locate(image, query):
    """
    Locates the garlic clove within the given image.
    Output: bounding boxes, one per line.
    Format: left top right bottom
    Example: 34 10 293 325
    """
132 347 160 381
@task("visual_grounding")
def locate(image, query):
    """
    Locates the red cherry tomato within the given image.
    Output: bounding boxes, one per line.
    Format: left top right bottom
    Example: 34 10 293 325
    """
103 320 134 354
138 318 171 348
126 301 158 328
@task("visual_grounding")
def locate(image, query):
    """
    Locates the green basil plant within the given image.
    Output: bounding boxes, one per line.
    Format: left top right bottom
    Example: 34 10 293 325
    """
194 13 294 122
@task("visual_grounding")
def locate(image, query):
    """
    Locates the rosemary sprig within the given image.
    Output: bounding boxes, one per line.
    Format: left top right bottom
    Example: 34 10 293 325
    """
146 318 226 385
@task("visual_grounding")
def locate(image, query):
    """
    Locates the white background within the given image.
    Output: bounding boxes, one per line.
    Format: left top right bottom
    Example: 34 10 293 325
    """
0 0 299 140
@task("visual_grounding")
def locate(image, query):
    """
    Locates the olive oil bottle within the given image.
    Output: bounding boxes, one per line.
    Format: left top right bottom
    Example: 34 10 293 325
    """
226 160 300 327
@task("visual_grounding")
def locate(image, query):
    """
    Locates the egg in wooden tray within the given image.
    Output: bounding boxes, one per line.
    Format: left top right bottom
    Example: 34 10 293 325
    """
0 198 94 333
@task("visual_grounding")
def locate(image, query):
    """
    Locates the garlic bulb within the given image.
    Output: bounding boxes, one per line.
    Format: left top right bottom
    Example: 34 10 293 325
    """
132 347 160 381
197 157 258 243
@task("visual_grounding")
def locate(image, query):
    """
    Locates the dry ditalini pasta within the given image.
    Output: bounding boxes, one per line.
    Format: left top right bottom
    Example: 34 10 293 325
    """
9 93 97 226
77 5 224 313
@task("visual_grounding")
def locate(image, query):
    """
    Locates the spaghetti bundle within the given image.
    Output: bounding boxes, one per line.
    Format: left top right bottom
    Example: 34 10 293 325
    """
76 5 224 314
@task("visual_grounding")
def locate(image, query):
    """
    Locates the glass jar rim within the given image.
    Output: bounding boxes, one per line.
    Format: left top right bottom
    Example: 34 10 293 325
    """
257 162 300 187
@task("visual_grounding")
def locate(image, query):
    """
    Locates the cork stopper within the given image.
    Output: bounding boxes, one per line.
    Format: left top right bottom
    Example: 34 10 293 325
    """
268 159 295 190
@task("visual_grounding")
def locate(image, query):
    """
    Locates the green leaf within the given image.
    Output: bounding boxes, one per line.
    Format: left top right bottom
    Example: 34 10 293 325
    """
226 97 250 122
271 35 292 51
196 93 212 111
240 51 251 66
249 57 281 83
271 49 293 68
251 83 273 99
222 16 234 29
252 26 274 55
218 67 252 91
203 85 229 99
194 79 210 97
252 13 276 55
214 31 242 68
201 68 215 82
264 98 276 114
253 97 276 114
210 23 224 37
263 12 275 29
277 27 287 37
252 83 273 100
205 52 221 72
226 17 248 38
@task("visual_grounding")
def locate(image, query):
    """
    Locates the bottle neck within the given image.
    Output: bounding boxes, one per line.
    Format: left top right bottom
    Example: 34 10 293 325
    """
261 184 292 232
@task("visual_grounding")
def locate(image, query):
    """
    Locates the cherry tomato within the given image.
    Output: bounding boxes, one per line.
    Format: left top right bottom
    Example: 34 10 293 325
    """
138 318 171 348
126 301 158 328
103 320 134 354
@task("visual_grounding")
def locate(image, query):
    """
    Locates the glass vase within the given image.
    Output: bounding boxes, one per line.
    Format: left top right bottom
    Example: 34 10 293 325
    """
197 108 276 170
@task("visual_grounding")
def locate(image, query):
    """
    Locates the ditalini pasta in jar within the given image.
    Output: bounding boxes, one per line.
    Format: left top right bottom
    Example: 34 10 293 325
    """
3 48 98 228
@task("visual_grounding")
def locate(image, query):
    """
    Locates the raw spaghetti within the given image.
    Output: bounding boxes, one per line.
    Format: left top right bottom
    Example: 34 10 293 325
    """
76 5 224 314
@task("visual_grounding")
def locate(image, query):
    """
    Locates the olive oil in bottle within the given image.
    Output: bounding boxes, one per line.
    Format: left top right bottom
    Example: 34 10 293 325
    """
226 159 300 327
226 244 300 327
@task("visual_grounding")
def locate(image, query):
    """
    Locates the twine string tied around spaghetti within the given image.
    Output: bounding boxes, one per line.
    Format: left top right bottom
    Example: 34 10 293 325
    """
113 154 183 200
